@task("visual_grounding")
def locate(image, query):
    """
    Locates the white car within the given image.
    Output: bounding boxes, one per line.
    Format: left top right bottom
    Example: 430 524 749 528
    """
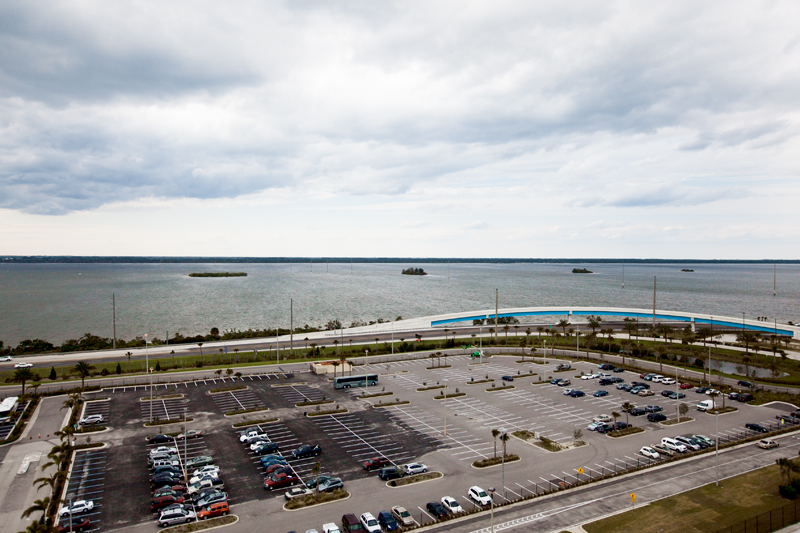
403 463 428 475
14 362 33 368
189 472 219 485
661 378 676 385
442 496 463 513
562 388 574 395
79 414 104 425
639 446 660 459
651 375 665 383
59 500 94 516
0 356 12 362
322 524 341 533
193 465 220 478
360 512 381 533
580 374 594 380
150 446 178 456
158 508 195 526
468 486 492 506
706 389 721 396
249 440 271 451
661 437 688 453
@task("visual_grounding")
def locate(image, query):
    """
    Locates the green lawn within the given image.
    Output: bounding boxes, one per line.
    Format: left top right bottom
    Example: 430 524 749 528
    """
584 464 790 533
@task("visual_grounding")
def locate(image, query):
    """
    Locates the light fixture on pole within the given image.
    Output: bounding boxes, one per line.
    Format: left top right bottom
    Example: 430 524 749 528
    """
487 487 496 533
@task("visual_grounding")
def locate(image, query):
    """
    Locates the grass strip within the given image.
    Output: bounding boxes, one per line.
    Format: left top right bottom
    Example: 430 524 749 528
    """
466 379 494 385
145 418 194 426
225 407 270 416
388 472 442 487
209 385 247 394
426 365 452 370
372 401 410 408
607 427 645 438
416 385 445 391
660 417 695 426
583 464 789 533
307 408 348 417
76 425 107 433
296 399 334 407
433 393 466 400
708 407 738 414
486 385 515 392
284 489 349 510
472 455 520 468
232 418 279 428
357 391 393 399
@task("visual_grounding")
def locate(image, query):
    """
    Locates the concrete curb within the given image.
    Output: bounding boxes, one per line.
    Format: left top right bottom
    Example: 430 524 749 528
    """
386 472 443 489
282 491 351 511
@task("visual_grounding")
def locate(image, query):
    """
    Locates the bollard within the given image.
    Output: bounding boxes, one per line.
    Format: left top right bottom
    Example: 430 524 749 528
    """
38 434 41 439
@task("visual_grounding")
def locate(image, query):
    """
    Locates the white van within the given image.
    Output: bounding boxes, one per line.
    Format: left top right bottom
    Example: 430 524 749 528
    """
661 437 688 453
697 399 714 412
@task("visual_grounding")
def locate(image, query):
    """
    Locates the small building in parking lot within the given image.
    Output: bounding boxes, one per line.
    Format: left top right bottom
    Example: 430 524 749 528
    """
310 360 353 375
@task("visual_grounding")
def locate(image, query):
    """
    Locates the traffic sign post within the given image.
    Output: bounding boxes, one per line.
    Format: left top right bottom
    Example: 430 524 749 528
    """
577 467 584 481
631 493 636 509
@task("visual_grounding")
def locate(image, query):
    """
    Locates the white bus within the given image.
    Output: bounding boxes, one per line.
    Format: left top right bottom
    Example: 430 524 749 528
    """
333 374 378 389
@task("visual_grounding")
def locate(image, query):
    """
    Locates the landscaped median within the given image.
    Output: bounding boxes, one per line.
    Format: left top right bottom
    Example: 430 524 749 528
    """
145 418 194 427
232 418 279 428
485 385 515 392
224 407 270 417
660 417 694 426
433 392 466 400
357 391 393 399
163 515 238 532
140 394 184 401
387 471 443 488
209 385 248 394
306 407 348 417
295 399 334 407
284 489 349 510
472 455 520 468
707 406 738 415
372 400 410 408
416 385 445 392
606 426 645 438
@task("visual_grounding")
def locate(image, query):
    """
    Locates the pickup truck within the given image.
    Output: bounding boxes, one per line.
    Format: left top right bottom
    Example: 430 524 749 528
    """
187 477 224 495
264 472 300 490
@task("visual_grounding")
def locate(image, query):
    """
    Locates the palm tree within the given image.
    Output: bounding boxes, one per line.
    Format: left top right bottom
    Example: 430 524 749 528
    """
656 345 667 373
226 368 233 377
73 361 94 390
777 457 793 485
658 324 673 343
537 326 544 342
557 319 570 338
620 339 631 366
621 402 633 427
13 368 36 395
623 317 637 340
611 411 621 433
503 325 510 345
214 369 223 378
491 429 500 458
499 432 510 458
197 342 204 364
21 497 55 520
125 351 133 370
587 315 601 334
339 353 348 375
311 461 321 496
331 361 340 379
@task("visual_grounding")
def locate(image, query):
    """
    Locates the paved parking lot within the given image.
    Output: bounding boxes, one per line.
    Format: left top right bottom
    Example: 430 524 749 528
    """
211 388 265 413
0 401 28 440
60 449 106 532
81 399 110 424
66 353 800 533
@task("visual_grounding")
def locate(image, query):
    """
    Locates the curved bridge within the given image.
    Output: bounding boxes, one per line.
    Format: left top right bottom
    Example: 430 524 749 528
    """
337 306 798 339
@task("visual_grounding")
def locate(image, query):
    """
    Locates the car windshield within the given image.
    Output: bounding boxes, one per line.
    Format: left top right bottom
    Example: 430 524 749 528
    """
399 510 410 517
367 519 378 526
478 491 487 497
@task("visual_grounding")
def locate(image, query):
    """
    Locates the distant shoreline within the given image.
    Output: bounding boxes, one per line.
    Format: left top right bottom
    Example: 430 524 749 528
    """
2 257 798 264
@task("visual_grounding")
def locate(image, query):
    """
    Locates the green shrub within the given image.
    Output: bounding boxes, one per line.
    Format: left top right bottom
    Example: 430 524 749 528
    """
780 485 798 500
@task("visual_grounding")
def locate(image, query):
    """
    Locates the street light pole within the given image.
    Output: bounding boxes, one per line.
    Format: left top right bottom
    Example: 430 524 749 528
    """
488 487 495 533
715 408 720 487
145 334 153 423
365 349 369 393
443 382 447 436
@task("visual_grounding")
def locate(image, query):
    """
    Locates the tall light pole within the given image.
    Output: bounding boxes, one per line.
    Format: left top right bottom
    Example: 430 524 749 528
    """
365 349 369 393
488 487 496 533
145 334 153 423
443 380 447 436
715 408 720 487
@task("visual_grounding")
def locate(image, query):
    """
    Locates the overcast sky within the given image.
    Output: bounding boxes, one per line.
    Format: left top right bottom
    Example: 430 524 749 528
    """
1 1 798 259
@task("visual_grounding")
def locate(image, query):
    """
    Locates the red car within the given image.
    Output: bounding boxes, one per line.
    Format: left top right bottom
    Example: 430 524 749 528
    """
264 472 299 491
265 464 292 476
57 517 91 532
363 457 391 471
152 495 185 512
680 383 693 390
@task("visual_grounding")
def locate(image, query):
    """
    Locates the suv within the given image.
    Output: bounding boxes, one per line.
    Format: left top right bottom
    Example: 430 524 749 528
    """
391 506 414 527
360 512 381 533
426 501 448 519
556 364 571 371
197 501 229 520
378 466 403 480
403 463 428 475
647 412 667 423
377 510 398 531
292 444 322 459
468 486 491 506
738 380 752 389
341 513 361 533
78 414 104 426
158 508 195 526
318 477 344 492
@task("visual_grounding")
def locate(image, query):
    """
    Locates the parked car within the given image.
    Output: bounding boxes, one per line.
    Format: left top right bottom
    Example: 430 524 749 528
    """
78 414 104 426
728 392 741 401
391 506 415 527
638 389 655 397
426 502 448 519
153 486 185 499
318 477 344 492
550 378 564 385
580 374 596 380
614 422 629 430
557 379 571 386
562 388 574 396
363 457 391 471
651 443 676 457
651 375 665 383
556 363 571 371
647 413 667 423
284 487 312 500
152 495 185 513
674 436 701 451
196 491 228 509
599 364 615 371
377 510 398 531
595 423 614 434
616 383 630 390
305 475 332 489
661 437 688 453
738 393 754 402
695 387 709 394
147 434 174 444
468 486 492 506
266 464 292 476
342 513 361 533
192 465 220 478
150 446 178 456
239 429 266 443
680 383 694 390
360 512 381 533
777 414 797 425
639 446 660 459
263 472 299 490
587 421 604 431
56 517 91 532
738 380 753 388
757 439 779 449
323 523 342 533
662 390 675 397
292 444 322 459
185 455 213 469
157 508 195 526
745 423 769 433
593 414 613 423
378 466 403 480
187 478 224 495
705 389 721 396
501 375 514 382
594 390 609 397
630 386 644 395
692 435 715 447
629 408 647 417
613 367 625 373
252 442 280 455
569 390 585 398
441 496 463 514
662 378 676 385
197 501 229 520
599 378 614 386
645 405 663 413
59 500 94 517
403 463 428 475
667 392 686 400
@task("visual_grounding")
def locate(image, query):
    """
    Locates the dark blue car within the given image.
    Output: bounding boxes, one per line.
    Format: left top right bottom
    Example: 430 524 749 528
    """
378 510 398 531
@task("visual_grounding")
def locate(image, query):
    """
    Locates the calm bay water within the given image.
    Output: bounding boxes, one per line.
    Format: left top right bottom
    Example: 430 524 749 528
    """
1 262 798 347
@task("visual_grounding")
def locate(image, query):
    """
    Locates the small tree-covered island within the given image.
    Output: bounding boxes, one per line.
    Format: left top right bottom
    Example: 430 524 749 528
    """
188 272 248 277
572 268 593 274
401 267 427 276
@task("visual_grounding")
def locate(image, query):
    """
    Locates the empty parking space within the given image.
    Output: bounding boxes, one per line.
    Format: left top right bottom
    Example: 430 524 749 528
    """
81 399 110 422
139 398 188 421
59 449 106 532
312 413 414 471
211 388 265 413
274 384 327 405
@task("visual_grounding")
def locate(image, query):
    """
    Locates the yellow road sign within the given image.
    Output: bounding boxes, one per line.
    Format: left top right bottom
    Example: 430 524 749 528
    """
577 468 584 474
631 493 636 501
